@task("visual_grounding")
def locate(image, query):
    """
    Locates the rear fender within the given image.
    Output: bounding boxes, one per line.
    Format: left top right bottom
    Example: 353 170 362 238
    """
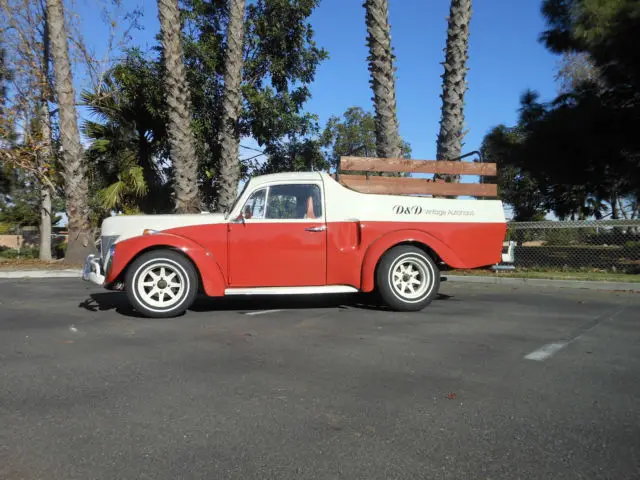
360 229 462 292
106 233 226 296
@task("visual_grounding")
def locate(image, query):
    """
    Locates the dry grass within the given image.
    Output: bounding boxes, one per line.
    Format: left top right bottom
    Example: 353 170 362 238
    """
451 269 640 283
0 258 82 270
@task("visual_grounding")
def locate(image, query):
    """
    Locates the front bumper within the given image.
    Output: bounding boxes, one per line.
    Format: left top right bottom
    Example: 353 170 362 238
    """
82 254 105 286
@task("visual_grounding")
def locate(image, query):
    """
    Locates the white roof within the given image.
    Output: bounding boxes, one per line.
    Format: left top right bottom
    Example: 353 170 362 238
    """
248 171 325 188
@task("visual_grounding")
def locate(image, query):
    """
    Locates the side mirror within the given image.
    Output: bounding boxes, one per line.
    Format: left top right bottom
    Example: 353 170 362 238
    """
233 211 246 224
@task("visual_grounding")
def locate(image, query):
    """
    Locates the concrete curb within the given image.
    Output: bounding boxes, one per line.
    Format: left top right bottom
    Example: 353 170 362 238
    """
0 269 638 292
0 269 82 279
444 274 640 292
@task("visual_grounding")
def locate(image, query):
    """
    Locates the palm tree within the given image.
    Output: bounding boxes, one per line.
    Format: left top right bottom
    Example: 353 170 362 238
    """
217 0 246 213
436 0 472 182
81 53 172 215
45 0 96 264
157 0 200 213
364 0 401 159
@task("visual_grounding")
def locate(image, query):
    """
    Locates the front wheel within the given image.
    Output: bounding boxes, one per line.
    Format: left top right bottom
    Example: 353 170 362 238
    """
125 250 199 318
375 245 440 312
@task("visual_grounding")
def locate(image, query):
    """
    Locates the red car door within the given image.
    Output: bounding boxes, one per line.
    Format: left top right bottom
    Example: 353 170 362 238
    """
227 183 327 287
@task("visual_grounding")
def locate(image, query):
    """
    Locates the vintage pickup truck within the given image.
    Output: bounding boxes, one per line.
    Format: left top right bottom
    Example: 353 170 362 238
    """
83 155 506 317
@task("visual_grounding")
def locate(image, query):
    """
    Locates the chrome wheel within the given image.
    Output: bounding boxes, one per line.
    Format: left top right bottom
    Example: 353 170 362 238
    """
376 245 440 312
135 261 187 311
388 254 432 302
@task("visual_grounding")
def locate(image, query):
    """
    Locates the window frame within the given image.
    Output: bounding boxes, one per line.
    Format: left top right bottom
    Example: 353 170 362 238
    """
234 181 325 223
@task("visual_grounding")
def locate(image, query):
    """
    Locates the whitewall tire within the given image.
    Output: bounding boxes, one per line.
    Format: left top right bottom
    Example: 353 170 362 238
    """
375 245 440 311
125 250 199 318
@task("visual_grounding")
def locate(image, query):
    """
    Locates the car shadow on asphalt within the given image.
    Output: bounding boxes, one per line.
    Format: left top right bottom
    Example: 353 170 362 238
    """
78 291 455 317
78 293 146 318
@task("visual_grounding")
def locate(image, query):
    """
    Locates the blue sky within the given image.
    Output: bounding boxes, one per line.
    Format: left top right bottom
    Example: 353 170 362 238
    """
307 0 560 158
73 0 561 160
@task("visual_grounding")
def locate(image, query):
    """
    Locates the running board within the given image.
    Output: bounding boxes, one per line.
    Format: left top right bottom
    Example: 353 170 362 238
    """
224 285 359 295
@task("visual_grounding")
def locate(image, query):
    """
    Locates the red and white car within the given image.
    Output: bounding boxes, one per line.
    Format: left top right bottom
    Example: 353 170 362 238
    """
83 171 506 317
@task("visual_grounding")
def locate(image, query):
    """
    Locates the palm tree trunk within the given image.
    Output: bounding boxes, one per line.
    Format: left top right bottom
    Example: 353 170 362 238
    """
45 0 95 265
217 0 247 213
39 12 52 261
611 191 619 219
38 101 53 261
436 0 472 182
157 0 201 213
39 182 52 260
364 0 401 159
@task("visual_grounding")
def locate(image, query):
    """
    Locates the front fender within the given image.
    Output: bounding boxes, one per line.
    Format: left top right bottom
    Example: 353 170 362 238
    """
360 229 464 292
106 233 226 297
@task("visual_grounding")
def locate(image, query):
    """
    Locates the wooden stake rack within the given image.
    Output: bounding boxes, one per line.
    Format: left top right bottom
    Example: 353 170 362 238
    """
334 154 497 198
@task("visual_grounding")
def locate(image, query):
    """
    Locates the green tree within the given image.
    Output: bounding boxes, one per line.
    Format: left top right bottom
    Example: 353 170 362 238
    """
81 50 172 216
257 134 329 175
157 0 200 213
519 87 633 219
540 0 640 197
81 0 327 213
555 51 601 94
0 168 62 229
363 0 401 159
323 106 411 171
181 0 327 208
481 125 546 221
482 88 630 220
484 0 640 221
436 0 472 184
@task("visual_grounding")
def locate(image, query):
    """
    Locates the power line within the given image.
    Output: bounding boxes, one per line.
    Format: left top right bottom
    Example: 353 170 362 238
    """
240 144 264 154
242 152 266 161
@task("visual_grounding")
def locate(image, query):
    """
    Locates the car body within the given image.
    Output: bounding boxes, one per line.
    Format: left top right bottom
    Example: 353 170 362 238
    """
83 171 506 317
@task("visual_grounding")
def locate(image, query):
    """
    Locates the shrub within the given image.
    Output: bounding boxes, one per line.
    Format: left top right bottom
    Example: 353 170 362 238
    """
54 240 67 259
0 246 39 259
623 241 640 258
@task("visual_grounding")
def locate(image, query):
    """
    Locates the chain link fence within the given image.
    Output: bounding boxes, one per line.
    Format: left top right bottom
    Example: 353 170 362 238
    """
2 219 640 274
501 220 640 274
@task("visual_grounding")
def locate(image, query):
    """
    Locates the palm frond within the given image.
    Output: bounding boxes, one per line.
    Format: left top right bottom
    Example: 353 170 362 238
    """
124 166 148 197
97 180 126 210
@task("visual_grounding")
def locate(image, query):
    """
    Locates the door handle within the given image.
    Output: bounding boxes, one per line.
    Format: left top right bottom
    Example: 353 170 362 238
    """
305 225 326 232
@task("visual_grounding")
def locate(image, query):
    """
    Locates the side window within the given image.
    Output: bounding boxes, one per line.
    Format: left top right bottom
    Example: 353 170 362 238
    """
242 188 266 219
265 184 323 220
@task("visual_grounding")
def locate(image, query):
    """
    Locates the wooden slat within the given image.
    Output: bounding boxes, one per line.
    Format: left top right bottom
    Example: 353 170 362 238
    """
340 156 496 176
338 175 497 197
330 173 446 184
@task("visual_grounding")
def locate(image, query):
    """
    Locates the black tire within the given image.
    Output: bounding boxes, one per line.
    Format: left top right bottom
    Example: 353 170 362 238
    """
375 245 440 312
125 249 199 318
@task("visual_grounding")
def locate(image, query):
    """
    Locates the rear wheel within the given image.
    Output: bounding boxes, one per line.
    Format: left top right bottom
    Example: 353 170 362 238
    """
125 250 199 318
375 245 440 311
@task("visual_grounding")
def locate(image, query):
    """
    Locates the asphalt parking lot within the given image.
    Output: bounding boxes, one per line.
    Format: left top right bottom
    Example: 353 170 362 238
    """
1 279 639 479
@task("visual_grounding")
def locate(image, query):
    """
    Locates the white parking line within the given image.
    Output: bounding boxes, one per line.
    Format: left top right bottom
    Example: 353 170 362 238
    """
524 308 624 361
245 309 283 316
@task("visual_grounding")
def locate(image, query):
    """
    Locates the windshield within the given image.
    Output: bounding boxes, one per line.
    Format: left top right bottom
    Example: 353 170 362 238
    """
225 180 250 218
